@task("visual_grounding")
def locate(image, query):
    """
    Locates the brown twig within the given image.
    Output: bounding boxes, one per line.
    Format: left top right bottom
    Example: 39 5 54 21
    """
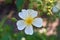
7 10 14 19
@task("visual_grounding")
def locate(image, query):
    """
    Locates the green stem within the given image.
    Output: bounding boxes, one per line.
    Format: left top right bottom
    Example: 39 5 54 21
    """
0 16 7 28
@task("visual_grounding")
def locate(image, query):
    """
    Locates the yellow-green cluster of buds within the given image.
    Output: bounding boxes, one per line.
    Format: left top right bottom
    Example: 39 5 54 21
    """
47 0 56 15
29 0 57 16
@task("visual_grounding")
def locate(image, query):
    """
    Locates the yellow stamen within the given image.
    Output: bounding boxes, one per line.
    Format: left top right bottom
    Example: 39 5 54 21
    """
25 16 33 25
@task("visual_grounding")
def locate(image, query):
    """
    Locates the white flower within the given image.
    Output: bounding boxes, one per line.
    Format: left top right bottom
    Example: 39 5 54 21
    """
52 6 59 13
16 9 43 35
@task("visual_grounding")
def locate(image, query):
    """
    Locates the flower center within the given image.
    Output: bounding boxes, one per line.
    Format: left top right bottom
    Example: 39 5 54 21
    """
25 16 33 25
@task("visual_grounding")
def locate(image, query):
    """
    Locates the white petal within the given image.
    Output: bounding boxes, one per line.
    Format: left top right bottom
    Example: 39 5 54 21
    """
18 10 28 19
25 25 33 35
27 9 38 18
32 18 43 27
22 9 26 12
16 20 26 30
18 9 38 19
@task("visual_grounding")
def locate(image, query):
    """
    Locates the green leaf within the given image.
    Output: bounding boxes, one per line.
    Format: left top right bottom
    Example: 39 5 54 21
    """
4 24 14 34
16 0 25 12
11 17 17 22
1 34 10 40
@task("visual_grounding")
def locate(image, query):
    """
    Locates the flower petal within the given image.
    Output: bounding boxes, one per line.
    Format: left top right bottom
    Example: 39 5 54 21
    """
32 18 43 27
16 20 26 30
18 10 28 19
18 9 38 19
25 25 33 35
27 9 38 18
22 9 26 12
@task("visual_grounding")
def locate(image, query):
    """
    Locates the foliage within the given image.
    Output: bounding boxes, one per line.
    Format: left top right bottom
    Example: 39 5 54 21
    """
16 0 25 11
